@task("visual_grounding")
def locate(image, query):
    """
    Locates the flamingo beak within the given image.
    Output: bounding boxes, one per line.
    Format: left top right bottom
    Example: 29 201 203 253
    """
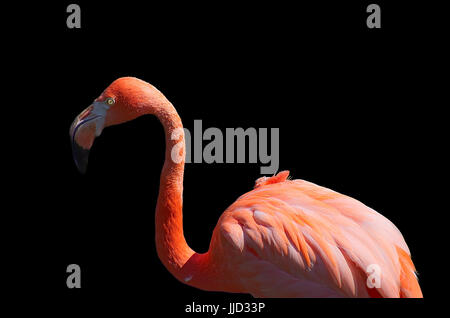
69 102 108 173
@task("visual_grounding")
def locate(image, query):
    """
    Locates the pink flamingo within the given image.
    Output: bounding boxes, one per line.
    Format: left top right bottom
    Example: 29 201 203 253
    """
70 77 423 298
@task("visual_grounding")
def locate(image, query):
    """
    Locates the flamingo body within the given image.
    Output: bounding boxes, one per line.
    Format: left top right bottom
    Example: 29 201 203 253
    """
70 77 422 298
207 171 422 297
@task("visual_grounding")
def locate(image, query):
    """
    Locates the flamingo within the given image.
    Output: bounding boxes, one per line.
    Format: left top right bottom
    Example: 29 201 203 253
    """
69 77 423 298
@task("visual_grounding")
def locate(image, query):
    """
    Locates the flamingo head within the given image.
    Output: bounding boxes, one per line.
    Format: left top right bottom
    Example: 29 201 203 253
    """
70 77 157 173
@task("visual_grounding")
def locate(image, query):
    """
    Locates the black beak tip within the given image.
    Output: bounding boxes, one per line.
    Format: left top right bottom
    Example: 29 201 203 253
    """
71 141 90 174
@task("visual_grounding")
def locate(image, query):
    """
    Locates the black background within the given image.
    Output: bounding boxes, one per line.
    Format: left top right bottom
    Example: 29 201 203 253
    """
8 0 440 315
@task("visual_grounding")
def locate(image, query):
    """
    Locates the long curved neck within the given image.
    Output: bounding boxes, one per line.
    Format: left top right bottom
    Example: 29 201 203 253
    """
151 100 194 273
138 86 218 291
139 92 212 290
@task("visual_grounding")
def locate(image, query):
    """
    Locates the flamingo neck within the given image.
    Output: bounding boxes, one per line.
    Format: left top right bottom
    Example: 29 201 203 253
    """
151 102 193 273
142 95 216 290
127 85 220 291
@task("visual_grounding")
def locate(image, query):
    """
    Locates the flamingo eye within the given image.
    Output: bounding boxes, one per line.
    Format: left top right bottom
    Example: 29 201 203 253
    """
105 98 115 105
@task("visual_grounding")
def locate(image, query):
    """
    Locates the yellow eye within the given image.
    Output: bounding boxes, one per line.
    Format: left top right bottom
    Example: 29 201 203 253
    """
106 98 115 105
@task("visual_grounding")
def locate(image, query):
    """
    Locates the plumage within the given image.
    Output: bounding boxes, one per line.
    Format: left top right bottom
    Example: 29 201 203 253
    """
210 173 421 297
70 77 423 298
